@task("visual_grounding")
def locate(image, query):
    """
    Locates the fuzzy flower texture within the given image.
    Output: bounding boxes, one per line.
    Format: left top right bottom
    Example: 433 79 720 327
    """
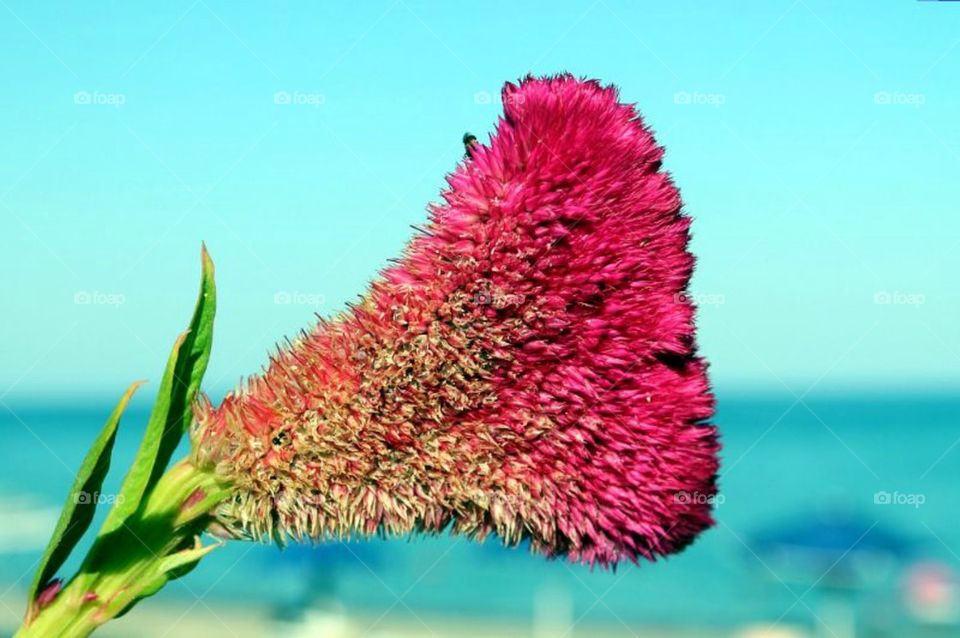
194 75 720 566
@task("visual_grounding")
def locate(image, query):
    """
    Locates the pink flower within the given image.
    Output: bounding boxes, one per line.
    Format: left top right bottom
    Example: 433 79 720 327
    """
193 74 720 566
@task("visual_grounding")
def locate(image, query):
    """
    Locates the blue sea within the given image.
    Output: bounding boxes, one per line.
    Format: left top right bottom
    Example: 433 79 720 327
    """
1 394 957 633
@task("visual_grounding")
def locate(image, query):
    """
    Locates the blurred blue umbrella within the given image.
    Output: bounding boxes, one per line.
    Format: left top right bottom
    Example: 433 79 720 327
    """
262 540 384 620
751 507 915 587
749 506 917 638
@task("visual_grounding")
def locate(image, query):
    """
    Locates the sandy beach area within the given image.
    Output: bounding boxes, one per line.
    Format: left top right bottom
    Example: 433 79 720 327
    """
0 588 810 638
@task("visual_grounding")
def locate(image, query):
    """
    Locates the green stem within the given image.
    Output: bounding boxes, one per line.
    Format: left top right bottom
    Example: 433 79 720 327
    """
17 459 228 638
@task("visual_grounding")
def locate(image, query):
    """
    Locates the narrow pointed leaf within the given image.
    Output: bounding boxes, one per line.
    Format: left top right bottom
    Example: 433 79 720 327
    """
158 540 220 576
26 381 143 619
98 246 216 538
112 540 221 620
148 244 216 489
114 574 168 619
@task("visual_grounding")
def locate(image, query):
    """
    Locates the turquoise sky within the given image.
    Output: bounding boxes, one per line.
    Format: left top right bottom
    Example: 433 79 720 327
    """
1 1 957 404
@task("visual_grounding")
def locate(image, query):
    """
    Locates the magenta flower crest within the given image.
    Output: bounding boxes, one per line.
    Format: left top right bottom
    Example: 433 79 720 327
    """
192 74 720 567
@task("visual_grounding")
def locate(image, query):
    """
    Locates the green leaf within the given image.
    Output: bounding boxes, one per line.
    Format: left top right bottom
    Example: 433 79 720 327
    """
113 542 219 620
26 381 143 620
158 540 220 576
98 245 216 538
114 574 168 619
148 244 217 490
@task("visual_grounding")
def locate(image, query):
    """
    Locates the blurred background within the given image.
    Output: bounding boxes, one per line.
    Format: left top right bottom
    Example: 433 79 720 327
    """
1 1 958 636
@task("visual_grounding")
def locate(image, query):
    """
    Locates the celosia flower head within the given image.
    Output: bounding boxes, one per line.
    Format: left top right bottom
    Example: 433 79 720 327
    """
194 75 720 566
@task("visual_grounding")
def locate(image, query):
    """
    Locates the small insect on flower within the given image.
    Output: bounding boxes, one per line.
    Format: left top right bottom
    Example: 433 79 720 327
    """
463 131 480 158
193 74 720 567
